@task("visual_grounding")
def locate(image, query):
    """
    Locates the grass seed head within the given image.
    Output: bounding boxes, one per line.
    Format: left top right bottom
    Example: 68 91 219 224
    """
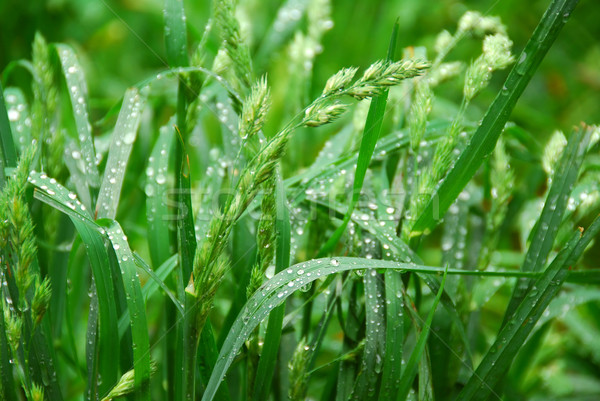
239 76 271 140
32 277 52 326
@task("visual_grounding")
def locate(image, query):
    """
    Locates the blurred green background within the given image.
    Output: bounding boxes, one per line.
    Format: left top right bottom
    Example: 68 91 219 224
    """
2 0 599 136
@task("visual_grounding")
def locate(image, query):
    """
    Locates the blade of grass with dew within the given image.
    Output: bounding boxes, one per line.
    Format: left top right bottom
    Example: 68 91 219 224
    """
146 123 174 269
174 125 195 282
165 2 198 392
396 268 448 401
198 322 231 401
502 124 592 324
103 221 151 401
336 280 363 401
28 172 119 398
252 169 291 401
351 270 386 400
145 121 177 398
3 87 31 153
56 44 100 192
95 87 146 219
377 191 405 400
164 0 189 68
410 0 580 237
0 80 17 171
201 258 540 401
458 214 600 401
319 20 399 256
86 283 100 401
379 267 404 400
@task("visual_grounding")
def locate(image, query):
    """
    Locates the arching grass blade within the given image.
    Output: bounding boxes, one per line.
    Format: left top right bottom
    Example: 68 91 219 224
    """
96 87 146 219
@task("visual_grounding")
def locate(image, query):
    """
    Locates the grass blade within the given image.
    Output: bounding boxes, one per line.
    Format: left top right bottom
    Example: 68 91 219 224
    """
3 87 31 154
252 169 291 400
0 80 17 171
146 123 174 269
96 88 146 219
28 172 119 398
502 124 592 324
410 0 580 237
352 270 386 400
380 269 404 399
104 221 151 401
56 44 100 191
319 19 399 255
164 0 189 67
396 268 447 401
458 214 600 401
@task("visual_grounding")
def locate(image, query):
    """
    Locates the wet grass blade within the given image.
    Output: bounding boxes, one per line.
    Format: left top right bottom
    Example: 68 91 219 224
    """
379 269 404 400
105 221 151 401
146 123 174 269
2 86 30 154
0 80 17 172
164 0 189 68
28 172 119 398
252 169 290 400
410 0 580 237
396 268 447 401
56 44 100 191
458 214 600 401
502 124 592 324
319 20 399 256
96 88 146 219
352 270 386 400
200 257 535 401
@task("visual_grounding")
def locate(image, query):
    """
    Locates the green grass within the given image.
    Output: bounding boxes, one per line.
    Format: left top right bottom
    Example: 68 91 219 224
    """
1 1 600 400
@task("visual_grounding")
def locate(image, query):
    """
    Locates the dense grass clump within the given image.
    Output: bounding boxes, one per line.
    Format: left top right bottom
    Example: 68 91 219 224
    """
2 0 600 400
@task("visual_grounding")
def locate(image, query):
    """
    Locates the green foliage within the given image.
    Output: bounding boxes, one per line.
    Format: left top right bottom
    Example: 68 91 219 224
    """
1 1 599 401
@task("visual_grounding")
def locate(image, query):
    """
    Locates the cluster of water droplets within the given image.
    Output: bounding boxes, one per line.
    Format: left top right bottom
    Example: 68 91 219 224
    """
4 89 32 149
28 171 90 218
107 224 134 265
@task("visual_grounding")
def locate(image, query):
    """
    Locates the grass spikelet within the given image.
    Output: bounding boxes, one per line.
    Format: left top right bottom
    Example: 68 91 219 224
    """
542 130 567 177
303 101 348 127
323 67 358 96
288 338 311 401
247 176 277 298
348 59 430 100
1 145 37 298
101 361 158 401
408 80 433 152
464 33 514 101
239 76 271 156
214 0 253 90
3 304 22 351
31 277 52 327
